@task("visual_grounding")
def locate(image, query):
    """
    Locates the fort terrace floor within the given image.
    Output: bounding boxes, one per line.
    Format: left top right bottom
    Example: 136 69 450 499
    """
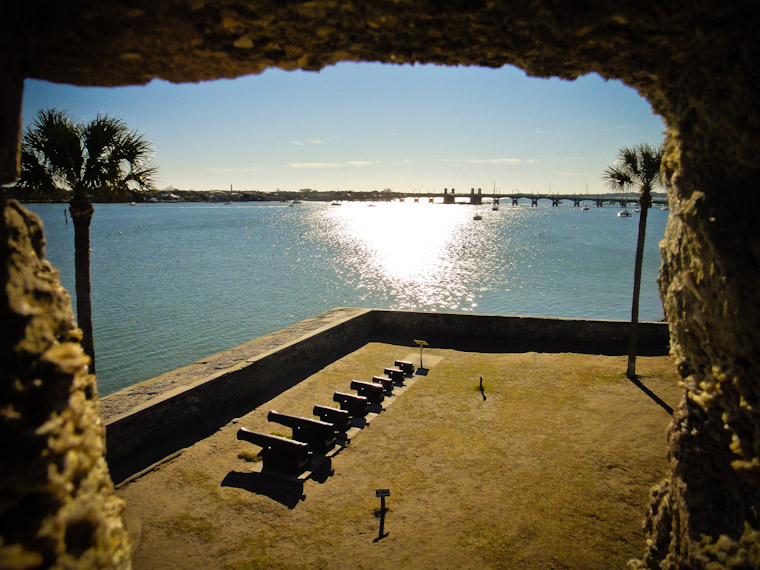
116 343 680 570
114 343 681 569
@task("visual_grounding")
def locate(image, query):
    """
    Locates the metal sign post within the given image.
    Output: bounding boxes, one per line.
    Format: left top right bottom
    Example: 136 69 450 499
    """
375 488 390 541
413 339 428 369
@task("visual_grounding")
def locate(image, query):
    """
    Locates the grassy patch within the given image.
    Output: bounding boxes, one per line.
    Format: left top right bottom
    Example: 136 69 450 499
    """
223 549 290 570
270 431 290 439
170 468 216 491
237 451 262 463
223 534 292 570
155 512 217 543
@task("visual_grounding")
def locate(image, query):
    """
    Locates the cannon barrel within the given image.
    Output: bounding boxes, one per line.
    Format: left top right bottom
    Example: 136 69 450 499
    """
384 367 405 383
394 360 415 375
237 428 311 459
350 380 385 404
371 376 395 392
313 405 352 432
267 410 335 438
333 391 370 416
237 428 312 474
267 410 337 453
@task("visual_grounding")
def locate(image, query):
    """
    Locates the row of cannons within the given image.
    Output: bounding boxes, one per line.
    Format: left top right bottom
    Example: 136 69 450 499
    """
237 359 416 477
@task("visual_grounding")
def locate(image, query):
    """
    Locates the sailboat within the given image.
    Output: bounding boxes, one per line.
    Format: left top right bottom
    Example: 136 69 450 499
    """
492 183 499 210
618 197 632 217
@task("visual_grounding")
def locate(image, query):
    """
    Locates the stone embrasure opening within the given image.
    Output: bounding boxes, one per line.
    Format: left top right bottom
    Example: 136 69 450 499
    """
2 2 760 568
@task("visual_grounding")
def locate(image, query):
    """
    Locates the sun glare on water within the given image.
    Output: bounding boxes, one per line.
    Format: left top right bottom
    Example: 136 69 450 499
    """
323 200 476 310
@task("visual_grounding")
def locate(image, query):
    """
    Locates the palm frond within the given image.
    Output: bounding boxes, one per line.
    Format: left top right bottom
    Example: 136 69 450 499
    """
620 146 642 177
602 165 633 191
114 129 157 191
18 109 82 197
125 163 158 192
604 143 664 196
19 107 158 202
636 143 663 191
17 147 61 198
82 114 129 190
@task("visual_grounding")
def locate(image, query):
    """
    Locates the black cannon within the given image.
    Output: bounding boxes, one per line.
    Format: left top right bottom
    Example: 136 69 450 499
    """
333 391 370 417
394 360 415 375
384 367 405 384
237 427 311 475
313 405 353 433
371 375 395 393
350 380 385 404
267 410 337 453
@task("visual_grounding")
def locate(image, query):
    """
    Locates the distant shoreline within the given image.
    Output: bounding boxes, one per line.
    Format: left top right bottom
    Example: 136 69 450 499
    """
10 187 668 206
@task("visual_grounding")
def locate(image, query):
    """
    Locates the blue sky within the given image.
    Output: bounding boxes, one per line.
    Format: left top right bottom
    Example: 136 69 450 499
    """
21 62 665 194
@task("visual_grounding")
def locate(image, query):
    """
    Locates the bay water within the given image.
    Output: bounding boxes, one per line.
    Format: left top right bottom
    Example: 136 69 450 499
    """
26 200 668 395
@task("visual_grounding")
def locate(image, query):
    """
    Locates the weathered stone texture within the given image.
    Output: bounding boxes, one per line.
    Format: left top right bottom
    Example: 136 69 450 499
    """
0 200 130 569
0 77 22 186
2 1 760 568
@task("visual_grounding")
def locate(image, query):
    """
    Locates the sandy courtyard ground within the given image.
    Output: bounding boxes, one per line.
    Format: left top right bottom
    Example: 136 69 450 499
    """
116 343 681 569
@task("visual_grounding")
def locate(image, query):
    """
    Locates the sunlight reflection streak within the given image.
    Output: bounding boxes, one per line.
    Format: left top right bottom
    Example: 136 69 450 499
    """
323 202 504 311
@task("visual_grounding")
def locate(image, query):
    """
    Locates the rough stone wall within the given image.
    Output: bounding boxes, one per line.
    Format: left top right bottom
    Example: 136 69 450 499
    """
1 1 760 568
634 139 760 566
0 200 130 569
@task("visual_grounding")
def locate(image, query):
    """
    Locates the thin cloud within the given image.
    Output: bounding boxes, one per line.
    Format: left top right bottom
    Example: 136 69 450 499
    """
290 162 340 168
208 166 261 174
474 158 522 165
307 139 325 144
439 158 529 165
290 161 375 168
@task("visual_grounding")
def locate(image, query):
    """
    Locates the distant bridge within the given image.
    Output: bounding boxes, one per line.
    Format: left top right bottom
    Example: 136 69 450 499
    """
267 188 669 207
395 188 668 207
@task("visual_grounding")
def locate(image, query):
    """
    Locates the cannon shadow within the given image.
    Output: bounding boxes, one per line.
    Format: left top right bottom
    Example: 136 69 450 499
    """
222 456 334 507
221 471 305 509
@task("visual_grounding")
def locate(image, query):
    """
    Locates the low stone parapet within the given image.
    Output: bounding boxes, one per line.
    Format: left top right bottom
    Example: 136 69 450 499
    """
105 309 669 483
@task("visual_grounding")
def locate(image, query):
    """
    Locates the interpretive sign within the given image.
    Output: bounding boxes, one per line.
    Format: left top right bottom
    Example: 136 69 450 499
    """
375 488 391 540
414 339 429 368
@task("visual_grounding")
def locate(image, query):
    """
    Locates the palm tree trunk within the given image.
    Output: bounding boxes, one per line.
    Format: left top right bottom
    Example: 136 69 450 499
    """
627 189 652 379
69 197 96 374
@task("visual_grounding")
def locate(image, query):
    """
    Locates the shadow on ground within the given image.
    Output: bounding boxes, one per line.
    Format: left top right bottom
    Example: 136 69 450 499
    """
221 471 305 509
221 456 334 508
629 376 674 415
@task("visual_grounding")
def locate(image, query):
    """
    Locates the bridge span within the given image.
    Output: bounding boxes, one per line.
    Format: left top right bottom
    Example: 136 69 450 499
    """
398 188 668 207
267 188 668 207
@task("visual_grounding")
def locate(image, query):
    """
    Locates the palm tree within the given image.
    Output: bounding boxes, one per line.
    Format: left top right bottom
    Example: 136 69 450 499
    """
17 108 156 373
603 143 664 380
